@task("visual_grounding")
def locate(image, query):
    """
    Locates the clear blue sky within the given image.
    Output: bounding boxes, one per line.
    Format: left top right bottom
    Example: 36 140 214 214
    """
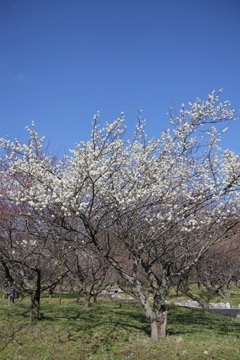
0 0 239 156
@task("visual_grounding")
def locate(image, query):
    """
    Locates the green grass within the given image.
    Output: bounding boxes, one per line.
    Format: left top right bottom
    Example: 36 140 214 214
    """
0 296 239 360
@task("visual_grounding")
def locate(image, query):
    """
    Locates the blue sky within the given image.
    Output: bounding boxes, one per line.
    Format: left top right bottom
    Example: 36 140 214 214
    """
0 0 239 156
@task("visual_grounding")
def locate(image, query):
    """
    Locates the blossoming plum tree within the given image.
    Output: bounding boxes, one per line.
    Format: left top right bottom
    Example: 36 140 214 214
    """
0 91 240 339
0 171 70 321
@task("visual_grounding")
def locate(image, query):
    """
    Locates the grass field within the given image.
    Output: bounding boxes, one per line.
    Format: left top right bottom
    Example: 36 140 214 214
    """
0 295 240 360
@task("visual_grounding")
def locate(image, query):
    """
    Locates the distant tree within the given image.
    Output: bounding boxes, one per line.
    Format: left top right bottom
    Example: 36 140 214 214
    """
0 183 69 321
66 245 114 306
179 227 240 312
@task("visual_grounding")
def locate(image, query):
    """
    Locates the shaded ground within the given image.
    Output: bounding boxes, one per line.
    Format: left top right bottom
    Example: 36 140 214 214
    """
208 309 240 317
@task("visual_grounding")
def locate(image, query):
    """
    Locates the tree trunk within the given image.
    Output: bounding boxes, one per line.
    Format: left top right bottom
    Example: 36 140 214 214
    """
59 290 62 305
150 319 159 341
148 310 167 340
139 296 166 341
30 291 40 323
30 269 41 323
202 302 209 314
157 310 167 338
84 295 91 307
101 254 169 341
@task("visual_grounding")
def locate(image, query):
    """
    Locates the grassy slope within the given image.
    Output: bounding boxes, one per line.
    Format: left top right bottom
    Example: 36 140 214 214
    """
0 296 239 360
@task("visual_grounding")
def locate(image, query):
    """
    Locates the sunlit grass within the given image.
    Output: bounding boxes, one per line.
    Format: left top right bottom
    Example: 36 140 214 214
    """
0 294 239 359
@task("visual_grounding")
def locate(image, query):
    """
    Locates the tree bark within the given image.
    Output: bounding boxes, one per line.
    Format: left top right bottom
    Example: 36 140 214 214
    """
30 269 41 323
148 310 167 340
150 319 159 341
157 310 167 338
202 302 210 314
140 295 168 341
84 295 91 307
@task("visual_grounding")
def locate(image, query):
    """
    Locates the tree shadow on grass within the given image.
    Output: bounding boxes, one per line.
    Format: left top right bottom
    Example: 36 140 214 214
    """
112 319 150 336
40 301 151 336
6 300 240 340
167 305 240 337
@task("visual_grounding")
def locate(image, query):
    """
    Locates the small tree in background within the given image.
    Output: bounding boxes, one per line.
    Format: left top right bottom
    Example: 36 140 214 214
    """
66 245 114 306
178 228 240 312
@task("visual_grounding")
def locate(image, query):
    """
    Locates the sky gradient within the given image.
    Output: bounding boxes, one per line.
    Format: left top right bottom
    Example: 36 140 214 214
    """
0 0 239 156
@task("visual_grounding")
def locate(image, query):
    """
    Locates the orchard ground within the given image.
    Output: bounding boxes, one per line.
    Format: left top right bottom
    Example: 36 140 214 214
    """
0 289 240 360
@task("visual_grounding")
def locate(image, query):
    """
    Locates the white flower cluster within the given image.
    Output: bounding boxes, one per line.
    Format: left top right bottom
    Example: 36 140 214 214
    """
0 92 239 243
